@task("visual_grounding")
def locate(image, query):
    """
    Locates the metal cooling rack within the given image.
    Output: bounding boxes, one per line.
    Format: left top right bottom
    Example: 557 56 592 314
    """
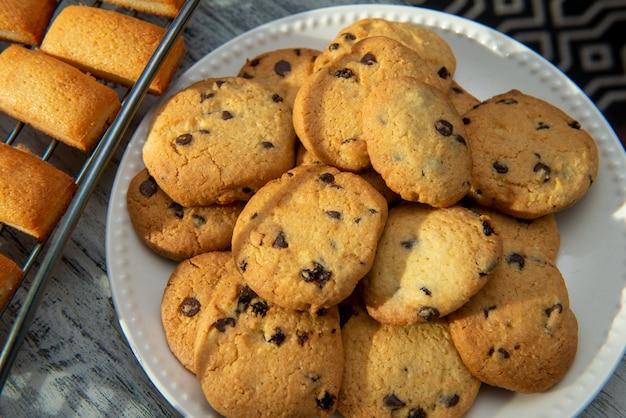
0 0 200 391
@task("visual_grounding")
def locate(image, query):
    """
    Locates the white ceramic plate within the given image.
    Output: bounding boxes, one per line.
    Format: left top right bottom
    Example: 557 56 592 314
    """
106 5 626 417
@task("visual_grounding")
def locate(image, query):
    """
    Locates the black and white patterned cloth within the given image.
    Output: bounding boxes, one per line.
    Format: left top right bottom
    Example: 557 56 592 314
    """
406 0 626 148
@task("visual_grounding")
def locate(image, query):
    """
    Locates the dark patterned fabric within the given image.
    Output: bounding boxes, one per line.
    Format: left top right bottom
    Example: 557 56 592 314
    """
406 0 626 148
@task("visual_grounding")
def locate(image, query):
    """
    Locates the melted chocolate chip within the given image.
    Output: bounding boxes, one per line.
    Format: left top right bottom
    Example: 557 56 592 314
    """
545 303 563 316
401 238 417 250
272 93 283 103
418 306 440 321
534 162 551 182
267 328 286 345
139 178 157 198
214 317 236 332
343 33 356 41
237 286 257 313
250 301 269 317
221 110 234 120
317 392 336 410
241 73 253 79
455 135 467 145
192 214 206 227
179 297 200 317
176 133 193 145
482 305 497 318
339 304 358 328
296 330 309 345
319 173 335 183
438 66 450 79
498 348 510 359
335 68 354 79
239 259 248 271
328 42 340 51
168 202 184 219
440 393 460 408
250 58 260 67
383 393 406 410
536 121 550 130
325 210 342 220
272 230 289 248
462 117 471 125
216 80 226 88
421 287 432 296
260 141 275 149
300 262 332 289
360 53 376 65
568 120 581 129
482 220 495 236
201 91 215 102
506 253 525 270
274 60 291 77
435 119 453 136
493 161 509 174
409 407 427 418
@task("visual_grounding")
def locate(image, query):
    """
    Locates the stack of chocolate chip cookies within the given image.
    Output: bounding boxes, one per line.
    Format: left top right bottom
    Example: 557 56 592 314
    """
125 17 598 418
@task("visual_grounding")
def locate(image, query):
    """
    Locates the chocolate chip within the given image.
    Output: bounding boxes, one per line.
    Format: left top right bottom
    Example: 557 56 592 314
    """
241 73 253 79
242 187 252 194
192 214 206 227
260 141 275 149
316 308 328 316
294 49 302 56
418 306 440 321
239 259 248 271
179 297 200 317
296 330 309 345
272 93 283 103
438 66 450 79
216 80 226 88
250 301 269 317
497 98 518 105
545 303 563 316
401 238 417 250
360 53 376 65
506 253 525 270
455 135 467 145
536 121 550 130
200 91 215 102
482 305 497 318
440 393 460 408
272 230 289 248
317 392 336 410
319 173 335 183
300 262 332 289
534 162 551 182
343 33 356 41
462 117 471 125
237 285 257 312
139 177 157 198
435 119 453 136
335 68 354 79
176 133 193 145
339 304 358 328
250 58 260 67
452 86 464 94
274 60 291 77
168 202 184 219
369 208 379 214
328 42 340 51
568 120 581 129
498 348 510 359
421 287 432 296
408 407 427 418
221 110 234 120
214 317 236 332
383 393 406 410
325 210 342 220
482 220 495 236
493 161 508 174
267 328 285 345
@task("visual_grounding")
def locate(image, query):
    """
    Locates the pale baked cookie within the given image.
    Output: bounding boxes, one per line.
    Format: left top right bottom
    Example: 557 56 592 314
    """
238 47 321 107
449 80 480 115
448 252 578 393
293 36 446 172
232 164 388 312
462 89 599 219
126 169 244 261
363 203 502 325
160 251 237 373
314 17 456 89
338 297 480 418
194 273 343 418
467 204 560 261
143 77 296 206
362 76 471 207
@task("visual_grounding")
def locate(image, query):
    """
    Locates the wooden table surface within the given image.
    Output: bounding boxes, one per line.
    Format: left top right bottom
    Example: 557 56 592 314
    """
1 0 625 417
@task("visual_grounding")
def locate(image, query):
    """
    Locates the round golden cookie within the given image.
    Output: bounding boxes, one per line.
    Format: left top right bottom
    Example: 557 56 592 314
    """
231 164 388 312
448 80 480 115
160 251 237 373
363 203 502 325
142 76 296 207
194 273 343 418
468 203 561 261
462 89 599 219
293 36 447 172
338 298 481 418
237 47 321 107
126 168 244 261
448 252 578 393
314 17 456 87
362 76 471 207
